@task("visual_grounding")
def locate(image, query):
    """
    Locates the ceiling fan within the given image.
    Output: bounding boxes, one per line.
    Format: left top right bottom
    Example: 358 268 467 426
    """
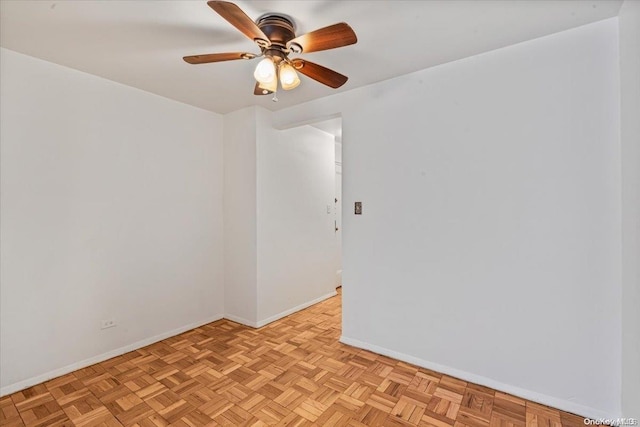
183 1 357 99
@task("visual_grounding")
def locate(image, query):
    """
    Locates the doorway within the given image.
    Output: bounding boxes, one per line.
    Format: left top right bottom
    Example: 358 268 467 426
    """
308 117 343 289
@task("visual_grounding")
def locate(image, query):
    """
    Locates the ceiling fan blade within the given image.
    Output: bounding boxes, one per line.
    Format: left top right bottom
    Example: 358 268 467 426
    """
183 52 256 64
208 1 269 44
292 59 348 89
254 83 273 95
287 23 357 54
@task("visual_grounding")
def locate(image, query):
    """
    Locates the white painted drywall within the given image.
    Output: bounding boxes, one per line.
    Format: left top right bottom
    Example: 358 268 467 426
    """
273 19 622 417
619 0 640 416
256 111 337 323
223 107 258 326
0 48 224 394
222 107 337 327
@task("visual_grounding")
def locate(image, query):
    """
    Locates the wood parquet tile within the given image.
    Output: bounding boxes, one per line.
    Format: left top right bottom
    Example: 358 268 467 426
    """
3 289 590 426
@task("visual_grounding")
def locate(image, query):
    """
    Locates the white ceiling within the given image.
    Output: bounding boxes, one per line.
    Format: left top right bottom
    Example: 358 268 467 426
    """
0 0 622 114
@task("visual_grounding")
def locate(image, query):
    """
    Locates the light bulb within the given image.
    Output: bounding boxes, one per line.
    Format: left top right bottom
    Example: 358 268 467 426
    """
254 58 276 84
279 63 300 90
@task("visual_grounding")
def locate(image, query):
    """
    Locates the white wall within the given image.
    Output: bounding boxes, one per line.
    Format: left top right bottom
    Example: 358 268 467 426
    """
256 116 337 324
619 0 640 416
273 19 621 418
222 107 337 328
223 107 258 326
0 48 224 394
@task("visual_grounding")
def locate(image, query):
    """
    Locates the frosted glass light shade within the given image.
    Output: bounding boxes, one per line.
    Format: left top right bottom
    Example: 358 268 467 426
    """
257 76 277 94
279 63 300 90
254 58 276 84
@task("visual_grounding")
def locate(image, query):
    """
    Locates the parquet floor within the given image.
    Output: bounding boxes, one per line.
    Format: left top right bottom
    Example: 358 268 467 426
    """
1 289 586 427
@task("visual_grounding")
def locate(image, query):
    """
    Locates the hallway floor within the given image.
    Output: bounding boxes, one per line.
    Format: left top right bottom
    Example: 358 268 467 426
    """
1 289 586 426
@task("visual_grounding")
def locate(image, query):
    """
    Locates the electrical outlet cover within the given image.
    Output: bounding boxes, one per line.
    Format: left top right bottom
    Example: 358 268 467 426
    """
101 319 116 329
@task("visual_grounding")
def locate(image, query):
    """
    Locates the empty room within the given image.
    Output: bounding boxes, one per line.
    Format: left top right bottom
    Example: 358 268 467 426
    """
1 0 638 426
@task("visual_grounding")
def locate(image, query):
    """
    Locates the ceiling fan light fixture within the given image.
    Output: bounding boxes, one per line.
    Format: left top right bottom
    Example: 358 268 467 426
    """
279 63 301 90
184 2 358 96
257 75 277 94
254 57 276 84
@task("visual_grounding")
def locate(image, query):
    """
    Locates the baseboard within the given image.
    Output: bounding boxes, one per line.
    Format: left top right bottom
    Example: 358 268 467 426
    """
223 291 338 328
0 313 224 397
255 290 338 328
223 313 259 328
339 336 614 420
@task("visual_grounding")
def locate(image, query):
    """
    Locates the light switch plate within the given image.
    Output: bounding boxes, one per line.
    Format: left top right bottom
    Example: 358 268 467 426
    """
355 202 362 215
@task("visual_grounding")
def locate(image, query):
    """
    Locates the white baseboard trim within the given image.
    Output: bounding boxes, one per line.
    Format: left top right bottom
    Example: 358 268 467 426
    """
339 335 613 420
0 313 224 397
223 291 338 328
254 290 337 328
255 290 337 328
223 313 259 328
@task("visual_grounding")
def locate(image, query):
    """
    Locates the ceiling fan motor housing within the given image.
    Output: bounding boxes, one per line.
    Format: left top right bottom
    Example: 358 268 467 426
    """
256 13 300 52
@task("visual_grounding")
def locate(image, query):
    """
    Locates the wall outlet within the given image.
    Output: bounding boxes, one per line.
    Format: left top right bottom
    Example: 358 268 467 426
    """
355 201 362 215
101 319 116 329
